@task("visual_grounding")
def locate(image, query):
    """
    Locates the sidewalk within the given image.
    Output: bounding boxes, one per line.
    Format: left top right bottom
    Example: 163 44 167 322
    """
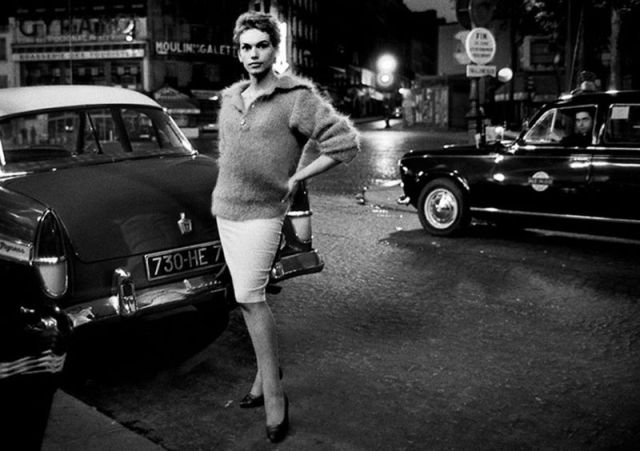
43 390 163 451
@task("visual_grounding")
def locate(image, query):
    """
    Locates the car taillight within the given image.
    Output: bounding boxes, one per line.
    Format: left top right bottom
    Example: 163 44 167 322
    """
34 211 68 298
289 181 312 243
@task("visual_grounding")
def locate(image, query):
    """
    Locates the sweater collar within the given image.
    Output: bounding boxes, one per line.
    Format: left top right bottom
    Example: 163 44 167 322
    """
223 74 315 111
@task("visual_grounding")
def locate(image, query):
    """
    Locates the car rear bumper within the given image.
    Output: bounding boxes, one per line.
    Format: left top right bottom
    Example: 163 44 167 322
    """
270 249 324 282
64 273 229 328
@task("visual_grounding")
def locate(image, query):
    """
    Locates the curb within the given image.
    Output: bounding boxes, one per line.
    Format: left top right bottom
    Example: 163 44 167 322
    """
43 390 164 451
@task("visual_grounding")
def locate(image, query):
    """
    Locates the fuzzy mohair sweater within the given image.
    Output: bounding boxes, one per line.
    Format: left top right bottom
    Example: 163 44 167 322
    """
211 74 360 221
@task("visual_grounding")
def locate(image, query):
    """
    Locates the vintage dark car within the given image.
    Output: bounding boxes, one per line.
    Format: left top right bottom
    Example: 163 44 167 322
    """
398 90 640 237
0 84 322 327
0 84 323 444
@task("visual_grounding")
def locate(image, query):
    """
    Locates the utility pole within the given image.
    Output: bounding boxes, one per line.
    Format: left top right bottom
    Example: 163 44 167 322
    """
509 1 517 128
564 0 573 92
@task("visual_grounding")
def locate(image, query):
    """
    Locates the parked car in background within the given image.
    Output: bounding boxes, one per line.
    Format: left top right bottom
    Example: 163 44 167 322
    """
398 90 640 237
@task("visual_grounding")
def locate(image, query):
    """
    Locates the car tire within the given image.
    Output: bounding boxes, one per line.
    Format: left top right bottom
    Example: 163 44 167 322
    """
417 178 469 236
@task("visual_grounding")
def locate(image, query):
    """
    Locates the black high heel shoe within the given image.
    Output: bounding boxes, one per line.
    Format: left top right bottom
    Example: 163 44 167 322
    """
239 368 283 409
266 395 289 443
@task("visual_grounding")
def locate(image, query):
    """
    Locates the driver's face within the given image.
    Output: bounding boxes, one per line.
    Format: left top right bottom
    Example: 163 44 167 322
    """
575 112 593 136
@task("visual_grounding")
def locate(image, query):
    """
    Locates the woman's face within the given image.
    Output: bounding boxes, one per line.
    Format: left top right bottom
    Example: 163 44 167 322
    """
238 28 277 77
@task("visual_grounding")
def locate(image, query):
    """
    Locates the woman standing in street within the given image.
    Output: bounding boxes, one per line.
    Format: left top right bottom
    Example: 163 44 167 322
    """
211 11 359 443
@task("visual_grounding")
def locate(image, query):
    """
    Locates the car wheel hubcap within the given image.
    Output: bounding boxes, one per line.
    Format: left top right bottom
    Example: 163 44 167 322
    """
425 188 458 229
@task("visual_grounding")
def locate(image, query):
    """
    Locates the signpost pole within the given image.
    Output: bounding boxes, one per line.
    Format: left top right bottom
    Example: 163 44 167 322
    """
465 27 496 146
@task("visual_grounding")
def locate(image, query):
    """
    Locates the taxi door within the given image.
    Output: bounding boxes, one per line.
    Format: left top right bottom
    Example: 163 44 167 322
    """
484 107 594 218
587 103 640 222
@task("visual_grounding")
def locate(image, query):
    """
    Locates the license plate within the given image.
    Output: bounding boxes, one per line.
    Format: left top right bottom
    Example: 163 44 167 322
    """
144 241 221 281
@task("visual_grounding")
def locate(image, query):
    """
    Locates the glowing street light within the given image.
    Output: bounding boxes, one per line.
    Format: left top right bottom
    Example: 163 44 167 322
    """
376 54 398 73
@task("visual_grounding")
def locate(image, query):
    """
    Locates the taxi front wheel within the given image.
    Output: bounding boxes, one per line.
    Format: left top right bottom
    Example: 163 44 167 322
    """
417 178 470 236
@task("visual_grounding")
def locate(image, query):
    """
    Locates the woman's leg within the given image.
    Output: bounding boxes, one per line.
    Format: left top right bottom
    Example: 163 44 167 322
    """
240 301 286 426
215 216 286 425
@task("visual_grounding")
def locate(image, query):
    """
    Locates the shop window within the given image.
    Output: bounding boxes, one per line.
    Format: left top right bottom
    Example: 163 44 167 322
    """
86 108 125 155
121 107 185 152
122 108 159 152
0 111 80 163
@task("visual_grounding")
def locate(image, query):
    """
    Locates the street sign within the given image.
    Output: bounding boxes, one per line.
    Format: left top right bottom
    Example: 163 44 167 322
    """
466 64 496 77
465 27 496 65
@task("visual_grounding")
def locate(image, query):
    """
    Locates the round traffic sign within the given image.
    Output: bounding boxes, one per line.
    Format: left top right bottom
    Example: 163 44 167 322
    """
464 27 496 65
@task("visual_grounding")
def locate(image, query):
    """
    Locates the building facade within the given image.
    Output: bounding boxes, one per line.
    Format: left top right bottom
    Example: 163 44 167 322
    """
2 0 420 119
11 3 148 90
0 23 13 88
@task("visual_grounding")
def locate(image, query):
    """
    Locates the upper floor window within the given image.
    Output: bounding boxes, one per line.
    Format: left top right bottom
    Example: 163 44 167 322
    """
0 38 7 61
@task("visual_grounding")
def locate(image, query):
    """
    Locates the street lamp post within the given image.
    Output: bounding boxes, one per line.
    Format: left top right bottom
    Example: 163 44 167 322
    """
376 54 398 128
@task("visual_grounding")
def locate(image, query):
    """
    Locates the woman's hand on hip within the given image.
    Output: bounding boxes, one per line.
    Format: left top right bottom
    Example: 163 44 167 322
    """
281 176 300 203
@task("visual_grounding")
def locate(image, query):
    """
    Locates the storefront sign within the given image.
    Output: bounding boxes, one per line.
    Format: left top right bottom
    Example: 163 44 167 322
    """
14 17 147 43
13 48 145 62
361 68 375 87
154 41 236 57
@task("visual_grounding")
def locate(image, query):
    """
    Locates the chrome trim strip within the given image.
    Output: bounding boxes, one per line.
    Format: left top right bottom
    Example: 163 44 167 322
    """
0 350 66 379
286 210 312 217
34 256 66 265
470 207 640 225
64 273 228 328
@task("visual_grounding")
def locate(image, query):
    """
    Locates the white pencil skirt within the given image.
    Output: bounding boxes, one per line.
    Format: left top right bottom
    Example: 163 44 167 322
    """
216 216 284 304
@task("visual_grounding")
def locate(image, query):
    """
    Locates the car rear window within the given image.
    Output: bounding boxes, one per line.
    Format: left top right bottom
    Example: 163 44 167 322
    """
0 106 193 170
605 104 640 144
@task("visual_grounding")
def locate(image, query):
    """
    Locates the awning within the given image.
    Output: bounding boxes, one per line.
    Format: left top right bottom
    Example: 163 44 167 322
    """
153 86 200 114
494 73 561 103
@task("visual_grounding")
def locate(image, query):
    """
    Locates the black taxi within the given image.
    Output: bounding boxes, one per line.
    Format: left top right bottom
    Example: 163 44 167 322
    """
398 90 640 236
